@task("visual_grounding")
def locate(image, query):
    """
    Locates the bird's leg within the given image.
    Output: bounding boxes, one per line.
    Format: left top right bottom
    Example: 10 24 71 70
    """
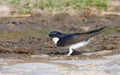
67 48 74 56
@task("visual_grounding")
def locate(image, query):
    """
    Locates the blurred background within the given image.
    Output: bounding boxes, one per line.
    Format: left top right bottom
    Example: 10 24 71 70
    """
0 0 119 16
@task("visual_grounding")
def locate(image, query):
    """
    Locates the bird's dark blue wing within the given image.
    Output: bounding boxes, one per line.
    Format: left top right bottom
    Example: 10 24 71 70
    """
57 33 90 47
56 27 106 47
57 34 73 46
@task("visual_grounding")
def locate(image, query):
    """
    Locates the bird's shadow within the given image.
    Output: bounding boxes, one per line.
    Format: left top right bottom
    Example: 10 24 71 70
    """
47 50 82 55
47 49 103 56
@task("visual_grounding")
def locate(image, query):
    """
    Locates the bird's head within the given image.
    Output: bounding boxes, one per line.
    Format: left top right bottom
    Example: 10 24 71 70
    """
49 31 62 44
49 31 62 38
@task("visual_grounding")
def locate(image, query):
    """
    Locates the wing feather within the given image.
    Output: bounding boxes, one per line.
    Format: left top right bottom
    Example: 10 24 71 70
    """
57 27 106 47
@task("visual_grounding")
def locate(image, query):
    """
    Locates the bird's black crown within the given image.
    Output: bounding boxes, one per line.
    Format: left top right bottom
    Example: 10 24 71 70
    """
49 31 62 37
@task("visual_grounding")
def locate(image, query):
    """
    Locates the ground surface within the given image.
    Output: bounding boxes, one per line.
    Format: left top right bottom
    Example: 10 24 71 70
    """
0 54 120 75
0 1 120 75
0 9 120 60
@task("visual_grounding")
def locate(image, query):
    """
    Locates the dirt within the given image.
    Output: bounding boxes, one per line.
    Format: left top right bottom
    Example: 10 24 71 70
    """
0 9 120 60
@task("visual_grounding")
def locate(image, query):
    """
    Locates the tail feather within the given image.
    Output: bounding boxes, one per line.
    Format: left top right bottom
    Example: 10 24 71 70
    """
74 27 106 38
74 26 107 36
83 26 106 34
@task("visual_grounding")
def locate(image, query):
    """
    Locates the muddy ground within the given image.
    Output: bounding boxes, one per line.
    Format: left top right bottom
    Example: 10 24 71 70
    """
0 10 120 60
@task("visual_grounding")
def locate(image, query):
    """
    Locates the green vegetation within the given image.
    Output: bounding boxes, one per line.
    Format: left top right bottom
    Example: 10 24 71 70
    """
1 0 109 14
103 26 120 34
0 26 119 41
0 29 49 40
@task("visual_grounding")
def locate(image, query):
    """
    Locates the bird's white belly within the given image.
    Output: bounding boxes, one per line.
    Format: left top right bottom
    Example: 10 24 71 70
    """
69 39 91 49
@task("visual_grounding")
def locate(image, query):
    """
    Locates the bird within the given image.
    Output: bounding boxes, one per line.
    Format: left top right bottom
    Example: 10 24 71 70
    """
49 27 106 56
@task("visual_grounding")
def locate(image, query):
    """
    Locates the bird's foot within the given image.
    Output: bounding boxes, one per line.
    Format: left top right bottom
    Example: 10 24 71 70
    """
67 48 74 56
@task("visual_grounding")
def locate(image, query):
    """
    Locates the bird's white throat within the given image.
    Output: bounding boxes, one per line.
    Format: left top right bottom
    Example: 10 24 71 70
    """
52 37 59 44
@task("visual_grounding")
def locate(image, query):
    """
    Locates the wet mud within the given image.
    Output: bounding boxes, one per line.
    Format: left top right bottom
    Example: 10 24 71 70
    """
0 10 120 60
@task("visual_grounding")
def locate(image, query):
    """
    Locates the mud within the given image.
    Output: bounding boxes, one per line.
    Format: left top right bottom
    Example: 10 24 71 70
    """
0 10 120 60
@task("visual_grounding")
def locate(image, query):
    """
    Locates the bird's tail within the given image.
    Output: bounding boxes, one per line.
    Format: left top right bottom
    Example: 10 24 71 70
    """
75 26 107 37
84 26 106 34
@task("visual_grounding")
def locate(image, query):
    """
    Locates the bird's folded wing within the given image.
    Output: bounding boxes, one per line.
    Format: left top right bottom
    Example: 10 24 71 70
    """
57 27 106 47
57 34 90 46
